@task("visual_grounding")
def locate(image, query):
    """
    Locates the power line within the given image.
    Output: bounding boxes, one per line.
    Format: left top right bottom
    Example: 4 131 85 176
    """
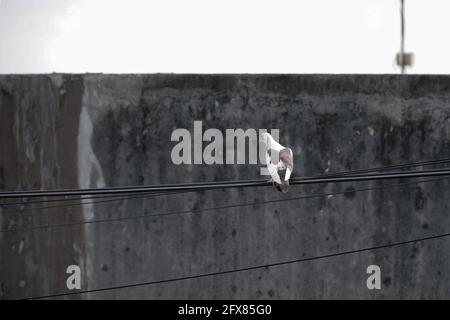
2 168 447 217
0 178 259 199
0 190 184 207
1 168 450 199
3 177 447 233
309 157 450 178
292 168 449 181
0 190 192 216
24 230 450 300
2 157 450 203
6 157 449 299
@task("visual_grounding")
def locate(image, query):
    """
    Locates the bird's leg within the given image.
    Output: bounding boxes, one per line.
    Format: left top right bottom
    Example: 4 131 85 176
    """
267 177 277 187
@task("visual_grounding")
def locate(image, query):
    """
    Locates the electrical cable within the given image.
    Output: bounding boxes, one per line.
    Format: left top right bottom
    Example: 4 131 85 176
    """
2 177 447 233
2 168 448 216
0 190 193 216
1 168 450 199
2 157 450 203
23 229 450 300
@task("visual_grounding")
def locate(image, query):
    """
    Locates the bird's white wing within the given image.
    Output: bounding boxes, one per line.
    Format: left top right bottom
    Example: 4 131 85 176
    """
284 167 292 181
280 148 294 181
266 151 282 184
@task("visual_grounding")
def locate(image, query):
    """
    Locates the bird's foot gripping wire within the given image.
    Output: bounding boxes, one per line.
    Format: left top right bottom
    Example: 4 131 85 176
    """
267 178 277 188
276 180 290 193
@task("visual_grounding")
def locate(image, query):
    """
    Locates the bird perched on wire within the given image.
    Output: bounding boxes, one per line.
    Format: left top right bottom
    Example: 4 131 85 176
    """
260 132 294 193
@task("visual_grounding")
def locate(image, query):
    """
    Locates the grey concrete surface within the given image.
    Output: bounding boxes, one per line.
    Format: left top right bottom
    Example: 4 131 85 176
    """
1 74 450 299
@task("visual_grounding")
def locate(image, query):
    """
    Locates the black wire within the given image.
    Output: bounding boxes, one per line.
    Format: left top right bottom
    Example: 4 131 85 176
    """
2 168 447 216
0 178 255 201
2 157 450 203
24 230 450 300
9 158 450 299
292 168 449 182
0 190 181 207
3 177 447 233
1 168 450 199
291 169 450 185
303 157 450 179
0 190 194 216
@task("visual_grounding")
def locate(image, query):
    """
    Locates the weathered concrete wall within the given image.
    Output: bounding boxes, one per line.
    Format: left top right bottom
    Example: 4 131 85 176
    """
0 75 86 299
1 74 450 299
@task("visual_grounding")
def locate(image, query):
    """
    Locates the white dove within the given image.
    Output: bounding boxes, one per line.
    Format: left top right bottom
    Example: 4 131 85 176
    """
260 132 294 193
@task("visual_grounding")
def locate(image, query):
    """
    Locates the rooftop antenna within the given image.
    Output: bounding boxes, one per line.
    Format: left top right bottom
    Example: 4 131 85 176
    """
396 0 414 73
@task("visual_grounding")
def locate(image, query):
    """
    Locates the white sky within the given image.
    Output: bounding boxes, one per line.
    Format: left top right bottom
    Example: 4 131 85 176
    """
0 0 448 74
